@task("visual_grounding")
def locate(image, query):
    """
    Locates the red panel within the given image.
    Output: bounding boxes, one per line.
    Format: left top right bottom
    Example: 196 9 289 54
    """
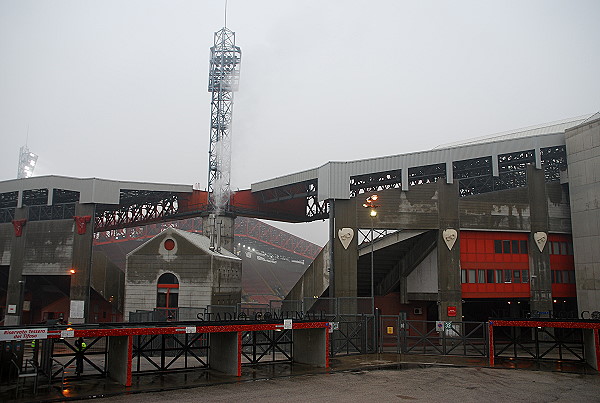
12 219 27 237
237 332 242 377
490 320 600 329
595 329 600 371
230 190 307 222
126 335 133 387
178 190 209 212
552 284 576 298
47 322 330 339
460 231 576 299
488 322 495 367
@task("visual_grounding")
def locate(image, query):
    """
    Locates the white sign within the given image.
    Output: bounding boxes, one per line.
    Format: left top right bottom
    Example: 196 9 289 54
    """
338 228 354 250
436 321 444 332
23 301 31 312
0 328 48 341
7 304 16 314
185 327 196 334
70 300 85 319
61 330 74 338
283 319 293 330
442 229 458 250
534 232 547 252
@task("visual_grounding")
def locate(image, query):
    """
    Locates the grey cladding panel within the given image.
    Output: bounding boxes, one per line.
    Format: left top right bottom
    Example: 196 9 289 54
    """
546 183 572 233
357 184 439 230
459 187 530 231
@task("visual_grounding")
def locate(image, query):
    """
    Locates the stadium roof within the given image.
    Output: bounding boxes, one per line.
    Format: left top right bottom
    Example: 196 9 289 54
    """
252 113 599 201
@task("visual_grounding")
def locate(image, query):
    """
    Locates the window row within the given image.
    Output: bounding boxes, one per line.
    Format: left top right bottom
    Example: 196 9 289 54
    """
549 241 573 256
493 239 573 255
494 240 528 254
461 269 576 285
462 269 529 284
552 270 576 284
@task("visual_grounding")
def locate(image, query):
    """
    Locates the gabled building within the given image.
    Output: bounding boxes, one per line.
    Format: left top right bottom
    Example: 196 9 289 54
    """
125 227 242 320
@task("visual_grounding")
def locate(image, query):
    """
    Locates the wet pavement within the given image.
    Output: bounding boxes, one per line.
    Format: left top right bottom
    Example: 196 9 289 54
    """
1 354 598 402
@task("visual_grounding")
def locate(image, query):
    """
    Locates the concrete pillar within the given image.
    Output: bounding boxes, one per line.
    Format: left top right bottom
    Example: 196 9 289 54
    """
107 335 132 386
202 215 234 253
332 199 358 313
5 207 28 326
527 165 553 315
69 203 95 324
398 273 408 305
437 181 462 322
209 331 240 376
293 328 327 367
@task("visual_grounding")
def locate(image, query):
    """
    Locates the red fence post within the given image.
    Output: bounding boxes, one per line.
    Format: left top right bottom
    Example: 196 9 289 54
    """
488 322 494 367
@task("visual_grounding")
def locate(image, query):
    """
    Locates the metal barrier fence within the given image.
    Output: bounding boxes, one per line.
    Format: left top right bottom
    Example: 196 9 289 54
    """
133 333 208 373
492 326 585 362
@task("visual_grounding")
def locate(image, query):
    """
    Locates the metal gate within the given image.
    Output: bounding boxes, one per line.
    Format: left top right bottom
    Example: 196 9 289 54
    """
492 326 585 362
378 317 488 357
330 315 376 356
132 333 208 373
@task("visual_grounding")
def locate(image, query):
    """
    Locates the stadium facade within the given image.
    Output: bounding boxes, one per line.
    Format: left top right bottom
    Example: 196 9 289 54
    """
0 113 599 325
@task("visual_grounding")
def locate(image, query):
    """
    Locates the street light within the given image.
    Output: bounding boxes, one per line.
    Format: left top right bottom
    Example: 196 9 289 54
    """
363 195 380 315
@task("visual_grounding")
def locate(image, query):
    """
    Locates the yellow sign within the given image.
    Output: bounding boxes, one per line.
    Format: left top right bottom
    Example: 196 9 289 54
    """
387 326 394 334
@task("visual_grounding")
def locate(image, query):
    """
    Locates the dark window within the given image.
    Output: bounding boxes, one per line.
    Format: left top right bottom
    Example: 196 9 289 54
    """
504 270 512 283
494 240 502 253
553 271 563 283
522 270 529 283
560 242 568 255
157 273 179 309
503 240 511 253
512 240 519 254
157 273 178 284
567 243 574 255
520 240 528 254
513 270 521 283
486 270 495 283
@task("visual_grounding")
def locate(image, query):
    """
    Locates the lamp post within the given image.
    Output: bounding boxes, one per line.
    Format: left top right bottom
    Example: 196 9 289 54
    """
363 195 379 315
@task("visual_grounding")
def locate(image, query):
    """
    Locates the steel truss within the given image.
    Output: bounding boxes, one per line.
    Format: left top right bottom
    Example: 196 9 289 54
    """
255 180 329 221
95 190 180 231
541 145 567 182
495 149 535 190
22 189 48 206
357 228 397 247
49 337 108 380
28 204 76 222
350 170 402 197
241 330 292 364
408 163 446 187
492 326 584 362
133 333 208 373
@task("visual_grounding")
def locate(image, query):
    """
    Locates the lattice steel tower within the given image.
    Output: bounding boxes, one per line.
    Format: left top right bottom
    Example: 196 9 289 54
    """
207 27 241 212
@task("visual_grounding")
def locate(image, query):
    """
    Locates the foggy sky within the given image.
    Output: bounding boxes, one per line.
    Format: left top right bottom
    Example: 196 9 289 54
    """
1 1 599 246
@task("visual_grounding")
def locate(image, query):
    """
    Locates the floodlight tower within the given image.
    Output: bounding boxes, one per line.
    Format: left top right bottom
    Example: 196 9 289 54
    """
17 145 38 179
204 26 241 254
207 27 241 213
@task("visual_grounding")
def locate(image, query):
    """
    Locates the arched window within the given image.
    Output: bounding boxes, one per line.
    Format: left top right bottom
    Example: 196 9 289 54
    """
157 273 179 309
